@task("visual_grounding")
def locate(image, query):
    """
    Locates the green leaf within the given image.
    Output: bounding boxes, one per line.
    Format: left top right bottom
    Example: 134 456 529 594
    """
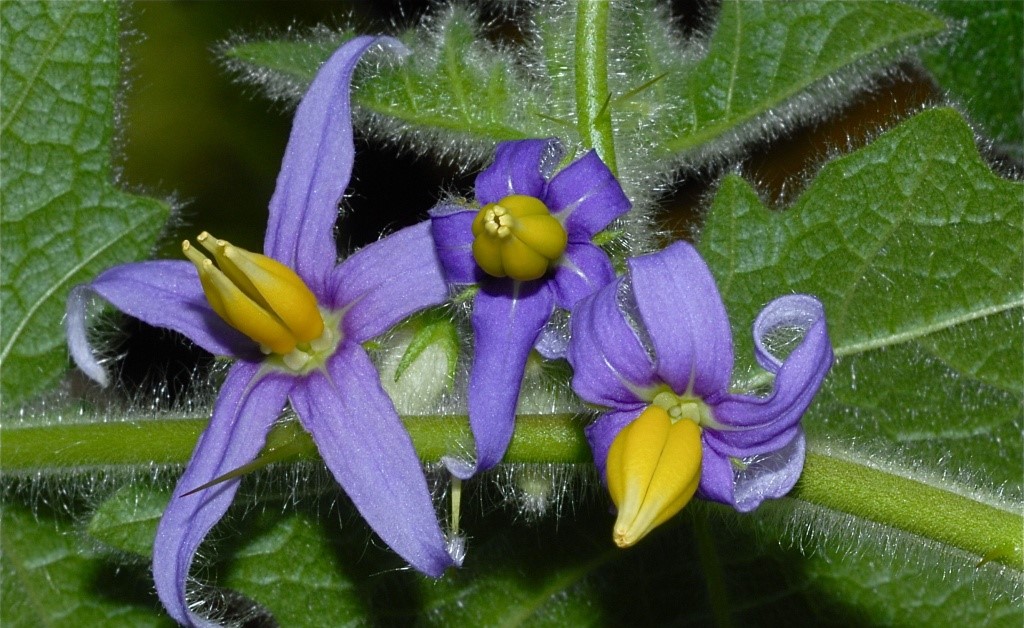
217 504 370 626
919 0 1024 156
224 7 553 146
80 485 1020 626
0 1 170 403
88 484 169 558
657 0 945 158
1 496 172 627
699 106 1022 559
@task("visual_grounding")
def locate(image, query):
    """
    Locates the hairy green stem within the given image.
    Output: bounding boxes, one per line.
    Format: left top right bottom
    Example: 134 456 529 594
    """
0 414 591 471
793 452 1023 570
2 419 1019 569
574 0 617 173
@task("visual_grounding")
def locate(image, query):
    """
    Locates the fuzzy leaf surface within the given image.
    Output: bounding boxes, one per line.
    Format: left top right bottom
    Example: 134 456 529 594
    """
0 1 169 402
223 7 553 146
77 484 1022 626
657 0 945 159
1 498 171 627
919 0 1024 156
88 484 170 558
700 107 1022 502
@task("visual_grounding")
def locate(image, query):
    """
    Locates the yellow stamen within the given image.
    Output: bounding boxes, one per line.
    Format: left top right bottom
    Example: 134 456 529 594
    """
471 195 567 281
182 233 325 356
605 405 702 548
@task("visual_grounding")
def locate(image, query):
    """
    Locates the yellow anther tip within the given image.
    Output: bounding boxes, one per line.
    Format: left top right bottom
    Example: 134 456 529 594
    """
613 529 637 548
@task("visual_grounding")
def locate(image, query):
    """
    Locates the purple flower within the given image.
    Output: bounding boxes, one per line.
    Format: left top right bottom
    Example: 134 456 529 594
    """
65 37 458 626
430 140 630 477
567 241 832 547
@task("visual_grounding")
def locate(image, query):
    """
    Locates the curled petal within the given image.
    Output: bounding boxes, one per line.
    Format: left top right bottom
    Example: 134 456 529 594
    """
474 139 560 205
290 344 457 576
153 362 294 627
699 430 806 512
545 150 630 239
567 279 659 408
265 36 408 293
66 261 256 385
549 241 617 310
711 294 832 443
430 206 479 284
329 221 448 342
704 420 800 457
628 242 734 399
449 283 554 478
584 406 645 482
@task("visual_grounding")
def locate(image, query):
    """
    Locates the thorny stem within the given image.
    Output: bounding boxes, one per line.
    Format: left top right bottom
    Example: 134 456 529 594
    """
1 418 1020 569
792 453 1023 570
575 0 617 174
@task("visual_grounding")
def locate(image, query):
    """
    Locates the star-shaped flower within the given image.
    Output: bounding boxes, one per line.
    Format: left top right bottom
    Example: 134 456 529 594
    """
66 37 458 626
567 241 833 547
430 139 631 477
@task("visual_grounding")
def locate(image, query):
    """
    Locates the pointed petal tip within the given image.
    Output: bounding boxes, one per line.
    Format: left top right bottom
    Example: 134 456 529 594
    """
446 534 467 569
442 455 478 480
65 284 111 387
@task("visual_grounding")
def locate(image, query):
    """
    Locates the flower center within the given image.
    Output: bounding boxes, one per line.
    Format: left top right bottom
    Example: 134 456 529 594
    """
651 389 715 427
183 231 329 368
470 194 567 281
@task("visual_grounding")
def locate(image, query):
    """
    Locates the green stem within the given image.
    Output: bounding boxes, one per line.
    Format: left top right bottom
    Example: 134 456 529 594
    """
0 414 590 470
793 452 1023 570
2 419 1020 569
574 0 617 174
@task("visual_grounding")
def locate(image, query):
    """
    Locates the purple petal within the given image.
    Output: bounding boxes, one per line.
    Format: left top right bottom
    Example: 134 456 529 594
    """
584 406 645 482
429 206 480 284
566 279 659 408
474 139 560 205
703 420 800 456
66 261 256 385
696 439 736 506
549 241 616 310
544 150 630 239
628 242 734 399
290 343 456 576
710 294 832 444
450 282 554 477
329 221 448 343
534 312 570 360
153 362 294 627
699 430 806 512
265 36 408 294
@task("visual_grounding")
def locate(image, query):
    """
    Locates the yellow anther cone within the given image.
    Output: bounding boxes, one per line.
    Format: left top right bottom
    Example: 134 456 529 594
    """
515 214 568 259
183 234 325 356
606 405 703 548
215 243 323 343
500 235 553 281
471 195 568 282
